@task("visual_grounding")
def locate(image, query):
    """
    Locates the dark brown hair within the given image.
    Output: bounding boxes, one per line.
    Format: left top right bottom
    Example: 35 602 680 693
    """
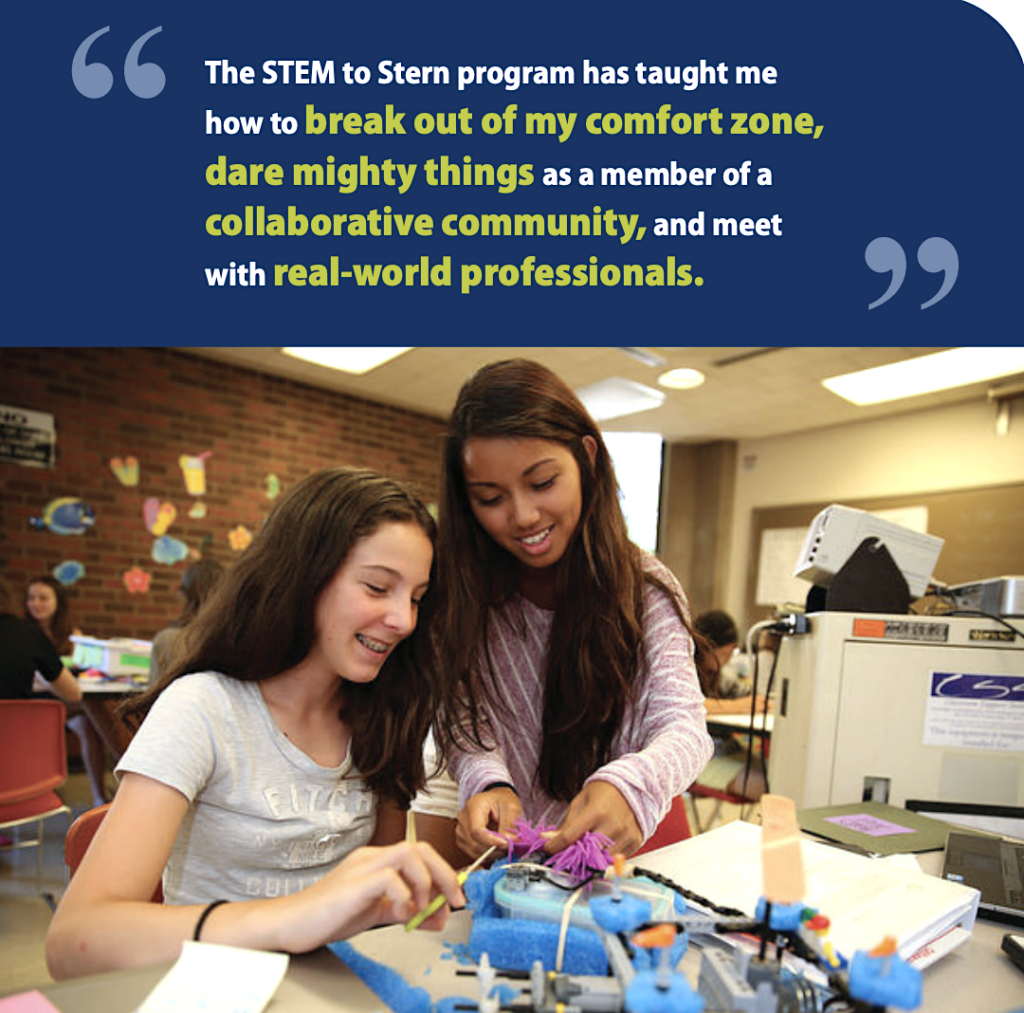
25 575 74 653
435 359 714 800
125 467 439 806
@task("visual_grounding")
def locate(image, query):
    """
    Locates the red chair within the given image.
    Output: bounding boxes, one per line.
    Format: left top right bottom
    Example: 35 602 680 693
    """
0 699 72 880
634 795 692 855
64 802 163 902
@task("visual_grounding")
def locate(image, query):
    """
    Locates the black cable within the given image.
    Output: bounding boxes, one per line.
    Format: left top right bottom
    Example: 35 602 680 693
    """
926 592 1024 639
632 865 748 918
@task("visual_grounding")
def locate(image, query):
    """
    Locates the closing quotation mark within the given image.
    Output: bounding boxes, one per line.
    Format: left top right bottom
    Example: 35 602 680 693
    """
72 26 165 99
865 236 959 310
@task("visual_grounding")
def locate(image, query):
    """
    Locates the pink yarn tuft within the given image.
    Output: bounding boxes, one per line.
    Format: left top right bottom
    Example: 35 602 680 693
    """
546 831 614 882
505 817 554 859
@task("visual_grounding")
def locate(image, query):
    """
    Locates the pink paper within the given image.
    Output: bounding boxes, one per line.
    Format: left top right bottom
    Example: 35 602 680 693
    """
824 814 916 837
0 991 62 1013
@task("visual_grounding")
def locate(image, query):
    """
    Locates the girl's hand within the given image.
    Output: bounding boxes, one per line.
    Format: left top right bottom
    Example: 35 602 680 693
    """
286 841 465 949
544 781 642 857
455 787 521 858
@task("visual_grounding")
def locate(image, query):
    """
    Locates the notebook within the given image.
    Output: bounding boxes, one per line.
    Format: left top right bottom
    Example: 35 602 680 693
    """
941 831 1024 926
796 801 953 855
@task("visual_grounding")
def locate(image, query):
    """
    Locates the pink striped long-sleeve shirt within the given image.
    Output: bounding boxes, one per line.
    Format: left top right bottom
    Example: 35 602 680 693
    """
446 556 713 843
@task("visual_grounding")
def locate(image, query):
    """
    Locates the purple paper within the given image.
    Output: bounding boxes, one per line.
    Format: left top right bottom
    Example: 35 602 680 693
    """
824 814 916 837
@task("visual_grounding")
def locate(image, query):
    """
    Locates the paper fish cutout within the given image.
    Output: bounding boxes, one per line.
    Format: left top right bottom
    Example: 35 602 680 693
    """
123 566 151 594
143 498 177 536
152 535 190 565
188 501 207 519
53 560 86 586
180 451 213 496
266 473 280 500
228 525 253 551
30 498 96 535
109 456 139 486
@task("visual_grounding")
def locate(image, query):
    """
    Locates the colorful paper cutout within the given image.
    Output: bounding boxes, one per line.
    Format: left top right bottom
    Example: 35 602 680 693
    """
30 498 96 535
228 525 253 551
152 535 190 564
52 560 86 585
179 451 213 496
265 473 280 500
188 501 207 519
123 566 151 594
143 498 177 536
108 455 139 486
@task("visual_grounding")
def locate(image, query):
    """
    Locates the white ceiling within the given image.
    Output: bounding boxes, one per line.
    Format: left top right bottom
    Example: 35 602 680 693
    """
181 346 1009 442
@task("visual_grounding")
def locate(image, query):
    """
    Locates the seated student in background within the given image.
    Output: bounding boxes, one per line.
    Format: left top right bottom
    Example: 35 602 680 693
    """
25 574 111 806
46 468 463 980
695 609 772 802
1 575 83 705
150 558 225 682
428 359 714 862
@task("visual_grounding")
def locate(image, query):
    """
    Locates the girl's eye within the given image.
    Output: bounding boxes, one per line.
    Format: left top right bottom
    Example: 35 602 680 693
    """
533 477 555 491
364 583 387 595
476 495 501 508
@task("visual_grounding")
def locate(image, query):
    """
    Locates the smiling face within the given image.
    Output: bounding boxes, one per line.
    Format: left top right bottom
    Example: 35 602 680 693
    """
462 436 595 571
26 581 59 626
308 520 433 684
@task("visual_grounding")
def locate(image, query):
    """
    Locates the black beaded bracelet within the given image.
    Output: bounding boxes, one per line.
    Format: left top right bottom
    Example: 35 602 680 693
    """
193 899 229 941
482 781 518 796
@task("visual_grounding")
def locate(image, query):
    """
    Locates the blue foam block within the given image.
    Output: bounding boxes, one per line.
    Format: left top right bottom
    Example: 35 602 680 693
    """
469 914 609 974
848 951 923 1010
754 897 805 931
591 894 651 933
329 940 432 1013
624 970 704 1013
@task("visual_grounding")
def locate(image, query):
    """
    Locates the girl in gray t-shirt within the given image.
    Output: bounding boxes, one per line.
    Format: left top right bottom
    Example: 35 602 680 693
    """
47 468 464 980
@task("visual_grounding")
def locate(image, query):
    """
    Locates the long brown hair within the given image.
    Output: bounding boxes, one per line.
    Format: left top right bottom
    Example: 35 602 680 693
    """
25 575 74 653
125 467 439 806
435 359 714 800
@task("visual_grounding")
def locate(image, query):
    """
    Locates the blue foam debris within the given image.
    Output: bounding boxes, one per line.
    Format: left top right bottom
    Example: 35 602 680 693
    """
329 940 432 1013
591 894 651 933
754 897 805 931
469 914 609 974
494 983 520 1005
441 940 473 964
848 951 922 1009
624 970 704 1013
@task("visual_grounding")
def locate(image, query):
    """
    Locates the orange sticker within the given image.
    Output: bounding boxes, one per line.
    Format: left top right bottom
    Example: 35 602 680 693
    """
852 618 887 638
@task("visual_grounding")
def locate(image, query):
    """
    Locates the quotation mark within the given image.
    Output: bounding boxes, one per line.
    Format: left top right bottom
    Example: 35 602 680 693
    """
72 26 165 99
865 236 958 310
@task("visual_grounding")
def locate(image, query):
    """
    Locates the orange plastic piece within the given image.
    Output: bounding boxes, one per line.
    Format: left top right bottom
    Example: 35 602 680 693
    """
869 935 898 958
632 923 677 949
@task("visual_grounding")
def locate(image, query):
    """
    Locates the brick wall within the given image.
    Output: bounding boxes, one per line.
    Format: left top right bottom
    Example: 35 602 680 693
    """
0 347 446 641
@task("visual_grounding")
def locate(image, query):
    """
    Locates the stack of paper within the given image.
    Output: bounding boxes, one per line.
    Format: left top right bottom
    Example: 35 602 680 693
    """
637 819 980 963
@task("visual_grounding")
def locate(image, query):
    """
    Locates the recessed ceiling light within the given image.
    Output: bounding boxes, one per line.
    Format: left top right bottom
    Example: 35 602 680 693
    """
575 377 666 422
281 347 412 374
822 348 1024 406
658 368 706 390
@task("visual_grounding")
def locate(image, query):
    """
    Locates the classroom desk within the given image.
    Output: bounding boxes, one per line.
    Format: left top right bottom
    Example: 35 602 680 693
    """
77 679 145 759
704 712 774 735
38 838 1023 1013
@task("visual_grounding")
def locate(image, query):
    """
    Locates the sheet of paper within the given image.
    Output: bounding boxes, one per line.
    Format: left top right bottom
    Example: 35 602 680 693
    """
136 941 289 1013
0 992 62 1013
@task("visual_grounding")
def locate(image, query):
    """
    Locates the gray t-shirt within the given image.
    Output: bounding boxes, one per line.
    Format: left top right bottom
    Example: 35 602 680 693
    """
117 672 376 904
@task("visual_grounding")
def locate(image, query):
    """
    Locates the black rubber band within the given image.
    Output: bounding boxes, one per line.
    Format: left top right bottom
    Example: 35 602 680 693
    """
193 899 229 941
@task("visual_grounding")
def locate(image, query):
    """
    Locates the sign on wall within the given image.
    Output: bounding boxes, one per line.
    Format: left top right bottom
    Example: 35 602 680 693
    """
0 404 56 469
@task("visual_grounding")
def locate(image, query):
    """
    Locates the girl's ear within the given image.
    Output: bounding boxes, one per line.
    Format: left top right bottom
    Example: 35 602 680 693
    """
582 434 599 468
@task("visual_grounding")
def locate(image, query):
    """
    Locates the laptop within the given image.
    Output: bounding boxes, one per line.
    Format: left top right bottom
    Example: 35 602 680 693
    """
905 800 1024 926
